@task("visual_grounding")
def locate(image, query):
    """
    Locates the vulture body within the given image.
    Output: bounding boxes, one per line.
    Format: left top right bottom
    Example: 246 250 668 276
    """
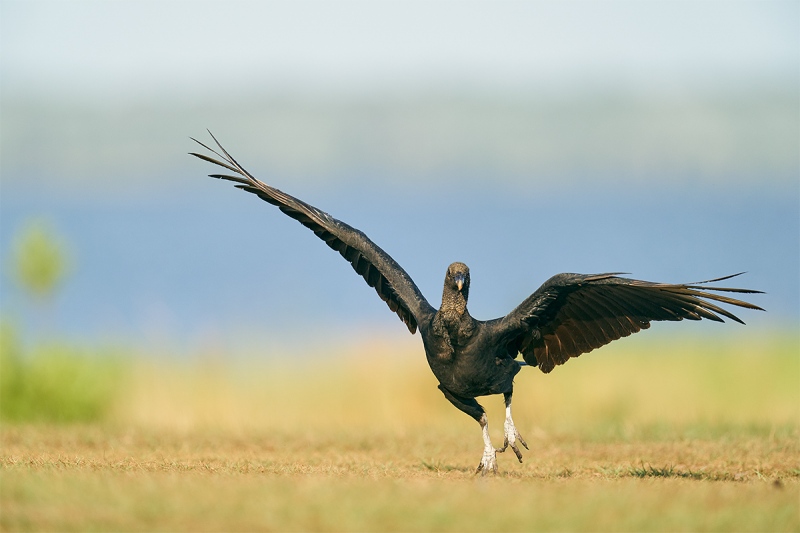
191 133 764 474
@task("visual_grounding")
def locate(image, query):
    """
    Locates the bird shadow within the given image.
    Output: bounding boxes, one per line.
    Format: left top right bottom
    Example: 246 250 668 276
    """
420 459 473 474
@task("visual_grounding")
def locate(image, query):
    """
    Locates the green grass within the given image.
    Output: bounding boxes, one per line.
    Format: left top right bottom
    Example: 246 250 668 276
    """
0 323 126 423
1 329 798 531
1 469 796 532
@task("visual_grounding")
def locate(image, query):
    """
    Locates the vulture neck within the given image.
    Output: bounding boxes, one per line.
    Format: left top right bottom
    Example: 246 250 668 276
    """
440 284 469 321
434 284 475 348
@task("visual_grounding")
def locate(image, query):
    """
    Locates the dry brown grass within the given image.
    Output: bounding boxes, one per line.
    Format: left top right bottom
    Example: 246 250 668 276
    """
1 330 798 531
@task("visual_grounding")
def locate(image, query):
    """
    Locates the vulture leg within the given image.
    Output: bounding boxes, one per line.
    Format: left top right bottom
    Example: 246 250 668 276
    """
477 413 498 474
496 390 528 462
438 385 497 475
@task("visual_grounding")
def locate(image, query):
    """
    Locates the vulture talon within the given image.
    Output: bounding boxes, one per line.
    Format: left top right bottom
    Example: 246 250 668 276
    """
476 449 498 475
497 398 527 462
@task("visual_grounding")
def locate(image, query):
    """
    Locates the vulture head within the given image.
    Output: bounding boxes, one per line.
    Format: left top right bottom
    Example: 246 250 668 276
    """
444 262 471 304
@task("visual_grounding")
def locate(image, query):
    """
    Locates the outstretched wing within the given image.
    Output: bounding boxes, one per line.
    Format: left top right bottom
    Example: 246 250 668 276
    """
190 132 435 333
500 272 764 373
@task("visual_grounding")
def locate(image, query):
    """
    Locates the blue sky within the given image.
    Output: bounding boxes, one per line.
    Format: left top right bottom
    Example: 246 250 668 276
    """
1 1 797 347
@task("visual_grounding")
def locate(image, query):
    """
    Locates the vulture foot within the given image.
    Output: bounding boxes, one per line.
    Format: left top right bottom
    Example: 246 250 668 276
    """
497 417 528 462
476 446 498 475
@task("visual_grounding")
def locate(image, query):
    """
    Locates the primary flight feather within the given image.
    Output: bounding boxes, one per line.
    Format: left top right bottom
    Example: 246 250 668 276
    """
191 132 764 474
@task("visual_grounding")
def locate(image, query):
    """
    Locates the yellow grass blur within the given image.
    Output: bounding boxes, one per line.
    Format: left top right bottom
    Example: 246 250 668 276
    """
117 330 798 439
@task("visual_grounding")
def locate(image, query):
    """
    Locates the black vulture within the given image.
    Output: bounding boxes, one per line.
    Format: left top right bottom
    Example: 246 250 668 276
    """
190 132 764 474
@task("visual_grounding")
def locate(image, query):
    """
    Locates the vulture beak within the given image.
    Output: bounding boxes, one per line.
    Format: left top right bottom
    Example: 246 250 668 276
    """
454 274 466 291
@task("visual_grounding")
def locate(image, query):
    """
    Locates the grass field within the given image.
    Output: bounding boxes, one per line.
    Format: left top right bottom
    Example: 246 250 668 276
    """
1 330 798 531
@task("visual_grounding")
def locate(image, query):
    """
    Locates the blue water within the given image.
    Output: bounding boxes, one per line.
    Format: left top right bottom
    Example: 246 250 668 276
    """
1 175 797 349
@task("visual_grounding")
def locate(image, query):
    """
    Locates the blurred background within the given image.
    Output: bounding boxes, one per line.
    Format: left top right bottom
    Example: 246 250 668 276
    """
1 0 797 361
1 9 797 532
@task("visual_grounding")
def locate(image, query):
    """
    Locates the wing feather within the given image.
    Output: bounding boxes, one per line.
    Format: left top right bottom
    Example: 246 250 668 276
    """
501 273 763 373
190 132 435 333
